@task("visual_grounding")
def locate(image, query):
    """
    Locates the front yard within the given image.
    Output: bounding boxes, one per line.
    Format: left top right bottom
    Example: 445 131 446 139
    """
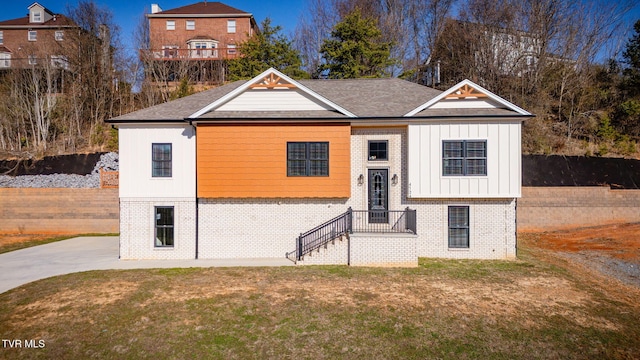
1 230 639 359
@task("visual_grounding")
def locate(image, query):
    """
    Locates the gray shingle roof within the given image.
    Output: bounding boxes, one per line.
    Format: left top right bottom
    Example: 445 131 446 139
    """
300 78 442 118
108 81 246 122
108 78 443 123
106 76 530 123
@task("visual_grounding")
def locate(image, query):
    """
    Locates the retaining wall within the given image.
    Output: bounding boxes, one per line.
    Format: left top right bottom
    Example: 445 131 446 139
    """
0 188 119 234
517 187 640 232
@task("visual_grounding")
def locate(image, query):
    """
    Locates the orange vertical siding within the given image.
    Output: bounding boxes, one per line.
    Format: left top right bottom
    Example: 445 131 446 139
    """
197 124 351 198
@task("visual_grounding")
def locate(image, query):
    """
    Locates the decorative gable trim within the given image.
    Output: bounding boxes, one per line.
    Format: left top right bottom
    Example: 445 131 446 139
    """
404 79 532 117
249 72 297 89
188 68 356 118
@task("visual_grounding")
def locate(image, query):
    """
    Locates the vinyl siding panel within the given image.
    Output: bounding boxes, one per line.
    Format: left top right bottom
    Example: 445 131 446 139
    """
216 89 334 111
118 125 196 199
197 124 350 198
407 121 521 198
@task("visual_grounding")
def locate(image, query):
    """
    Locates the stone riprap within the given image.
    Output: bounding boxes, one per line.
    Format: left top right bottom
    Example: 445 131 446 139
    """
0 152 118 188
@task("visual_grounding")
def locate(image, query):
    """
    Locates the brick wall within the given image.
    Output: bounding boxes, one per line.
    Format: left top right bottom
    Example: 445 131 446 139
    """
119 198 196 260
0 188 118 234
517 187 640 231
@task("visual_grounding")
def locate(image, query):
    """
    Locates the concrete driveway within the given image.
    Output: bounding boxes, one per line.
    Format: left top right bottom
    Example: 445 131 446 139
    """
0 236 293 294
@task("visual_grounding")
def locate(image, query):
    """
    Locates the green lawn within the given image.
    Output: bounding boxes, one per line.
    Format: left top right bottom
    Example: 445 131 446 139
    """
0 236 638 359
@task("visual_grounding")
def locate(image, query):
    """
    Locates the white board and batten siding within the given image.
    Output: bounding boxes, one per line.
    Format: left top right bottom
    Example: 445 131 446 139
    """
407 121 522 198
118 124 196 198
216 88 334 112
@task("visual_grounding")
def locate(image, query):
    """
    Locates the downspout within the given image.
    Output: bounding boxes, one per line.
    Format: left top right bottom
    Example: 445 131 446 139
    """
190 121 199 259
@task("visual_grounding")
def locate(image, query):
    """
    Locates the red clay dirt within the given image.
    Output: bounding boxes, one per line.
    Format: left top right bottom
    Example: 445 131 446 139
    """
532 222 640 262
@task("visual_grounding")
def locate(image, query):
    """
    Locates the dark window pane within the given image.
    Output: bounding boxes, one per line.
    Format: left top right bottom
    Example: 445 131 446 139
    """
443 159 463 175
288 160 307 176
466 159 487 175
448 228 469 248
368 141 388 160
309 142 328 160
443 140 486 176
466 141 486 158
287 142 329 177
152 143 172 177
156 207 174 226
310 160 328 176
287 143 306 160
155 207 174 247
448 206 469 248
443 141 464 158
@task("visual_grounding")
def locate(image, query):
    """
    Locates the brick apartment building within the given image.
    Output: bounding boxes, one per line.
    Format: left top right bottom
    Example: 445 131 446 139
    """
0 2 76 70
146 1 259 83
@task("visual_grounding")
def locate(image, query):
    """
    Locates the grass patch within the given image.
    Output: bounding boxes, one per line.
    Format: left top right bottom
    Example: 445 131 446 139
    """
0 233 118 254
1 242 639 359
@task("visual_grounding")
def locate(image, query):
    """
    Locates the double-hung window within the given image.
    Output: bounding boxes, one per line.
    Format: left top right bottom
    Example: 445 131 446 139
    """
0 53 10 68
0 31 3 44
166 20 175 30
287 142 329 177
55 31 64 41
152 143 172 177
155 206 174 247
227 20 236 33
448 206 469 248
186 20 195 30
28 30 37 41
443 140 487 176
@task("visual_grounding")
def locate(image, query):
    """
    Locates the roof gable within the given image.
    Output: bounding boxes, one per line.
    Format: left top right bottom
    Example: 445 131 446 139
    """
404 79 532 117
189 68 357 118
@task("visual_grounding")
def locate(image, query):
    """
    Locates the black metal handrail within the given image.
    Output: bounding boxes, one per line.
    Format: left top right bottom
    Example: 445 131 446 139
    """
351 207 417 234
286 208 352 262
286 208 417 262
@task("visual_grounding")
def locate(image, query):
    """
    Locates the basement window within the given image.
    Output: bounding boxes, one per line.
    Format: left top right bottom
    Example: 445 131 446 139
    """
155 206 174 247
448 206 469 248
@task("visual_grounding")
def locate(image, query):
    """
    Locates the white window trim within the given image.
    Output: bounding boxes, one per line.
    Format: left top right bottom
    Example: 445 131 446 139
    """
28 30 37 41
0 31 4 45
227 19 236 33
0 53 10 68
32 11 42 23
186 20 195 30
166 20 175 30
55 31 64 41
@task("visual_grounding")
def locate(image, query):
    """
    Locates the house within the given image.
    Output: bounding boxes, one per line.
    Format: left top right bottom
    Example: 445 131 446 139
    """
145 1 259 84
425 20 544 87
106 68 532 266
0 2 76 70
